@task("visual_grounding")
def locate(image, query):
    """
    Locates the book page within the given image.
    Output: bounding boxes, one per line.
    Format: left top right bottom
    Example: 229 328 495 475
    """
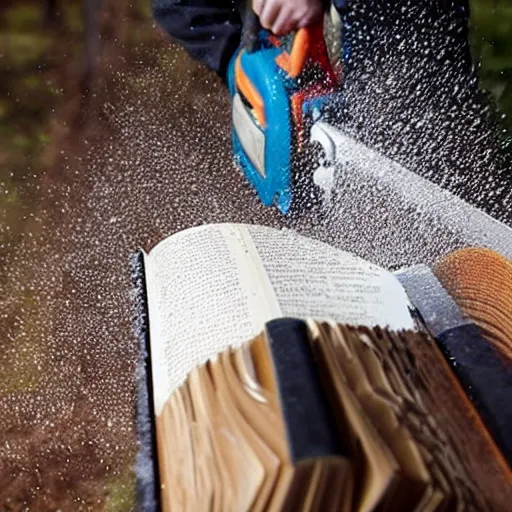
145 223 415 413
145 224 282 414
248 225 414 330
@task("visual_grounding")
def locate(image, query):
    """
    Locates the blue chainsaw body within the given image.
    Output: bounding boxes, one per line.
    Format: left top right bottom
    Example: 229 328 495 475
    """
227 25 341 214
227 45 294 213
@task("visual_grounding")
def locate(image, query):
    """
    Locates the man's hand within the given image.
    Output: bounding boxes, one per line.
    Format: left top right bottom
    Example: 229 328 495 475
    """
252 0 324 36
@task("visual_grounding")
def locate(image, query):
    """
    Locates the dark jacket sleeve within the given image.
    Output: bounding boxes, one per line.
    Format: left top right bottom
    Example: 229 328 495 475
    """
152 0 243 82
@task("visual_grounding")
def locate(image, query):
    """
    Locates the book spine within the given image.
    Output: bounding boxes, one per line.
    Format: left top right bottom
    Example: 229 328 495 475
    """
266 318 346 462
130 251 161 512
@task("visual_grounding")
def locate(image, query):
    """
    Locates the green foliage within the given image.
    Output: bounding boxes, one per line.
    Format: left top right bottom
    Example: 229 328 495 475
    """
1 4 41 32
1 339 45 393
0 183 19 209
0 99 11 120
0 3 57 234
0 33 52 70
104 468 136 512
63 2 85 34
11 134 32 150
134 0 153 19
0 291 46 394
470 0 512 133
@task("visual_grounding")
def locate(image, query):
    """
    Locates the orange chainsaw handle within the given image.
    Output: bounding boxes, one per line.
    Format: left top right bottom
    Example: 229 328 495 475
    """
234 17 335 129
235 53 266 127
274 21 326 78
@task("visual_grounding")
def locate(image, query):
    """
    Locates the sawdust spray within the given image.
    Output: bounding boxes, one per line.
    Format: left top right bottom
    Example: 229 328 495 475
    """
0 0 510 508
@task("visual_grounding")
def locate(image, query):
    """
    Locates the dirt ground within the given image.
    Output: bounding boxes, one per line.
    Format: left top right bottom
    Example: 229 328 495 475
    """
1 1 511 511
0 2 287 510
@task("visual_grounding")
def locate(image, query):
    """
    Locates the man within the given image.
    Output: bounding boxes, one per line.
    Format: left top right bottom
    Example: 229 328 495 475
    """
151 0 346 84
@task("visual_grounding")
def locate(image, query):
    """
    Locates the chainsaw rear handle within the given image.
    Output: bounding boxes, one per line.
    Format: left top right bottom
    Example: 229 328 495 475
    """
234 10 337 129
241 7 329 78
273 23 326 78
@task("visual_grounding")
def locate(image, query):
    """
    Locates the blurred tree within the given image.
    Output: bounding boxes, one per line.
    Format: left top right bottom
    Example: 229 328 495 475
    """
41 0 103 97
43 0 58 26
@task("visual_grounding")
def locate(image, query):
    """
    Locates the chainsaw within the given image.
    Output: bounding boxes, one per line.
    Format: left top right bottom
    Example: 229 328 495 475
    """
227 9 345 214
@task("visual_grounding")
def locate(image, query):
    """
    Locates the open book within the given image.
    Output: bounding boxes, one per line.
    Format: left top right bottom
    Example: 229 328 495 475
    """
131 223 512 511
